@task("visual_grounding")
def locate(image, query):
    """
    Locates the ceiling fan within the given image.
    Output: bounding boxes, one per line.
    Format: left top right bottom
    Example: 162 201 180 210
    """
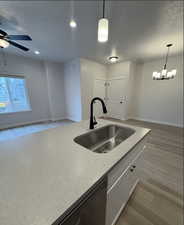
0 29 32 51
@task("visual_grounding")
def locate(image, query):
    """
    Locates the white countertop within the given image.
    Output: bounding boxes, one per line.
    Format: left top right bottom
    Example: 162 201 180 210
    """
0 119 150 225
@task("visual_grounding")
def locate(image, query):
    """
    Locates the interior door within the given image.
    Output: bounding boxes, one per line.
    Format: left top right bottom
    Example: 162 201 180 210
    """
93 79 106 118
106 77 128 120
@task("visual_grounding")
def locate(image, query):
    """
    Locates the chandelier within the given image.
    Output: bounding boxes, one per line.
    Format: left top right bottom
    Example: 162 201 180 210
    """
152 44 177 80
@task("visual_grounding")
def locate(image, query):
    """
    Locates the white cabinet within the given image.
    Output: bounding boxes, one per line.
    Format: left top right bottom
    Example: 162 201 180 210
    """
106 138 146 225
107 138 146 190
106 165 138 225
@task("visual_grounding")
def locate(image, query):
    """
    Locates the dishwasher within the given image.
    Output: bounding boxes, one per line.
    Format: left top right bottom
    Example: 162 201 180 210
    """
54 178 107 225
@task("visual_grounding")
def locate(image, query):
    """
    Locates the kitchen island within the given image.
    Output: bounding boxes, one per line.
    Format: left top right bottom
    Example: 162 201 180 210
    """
0 119 150 225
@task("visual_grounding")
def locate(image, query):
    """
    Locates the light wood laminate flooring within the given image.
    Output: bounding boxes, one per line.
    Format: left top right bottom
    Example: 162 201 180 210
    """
105 119 183 225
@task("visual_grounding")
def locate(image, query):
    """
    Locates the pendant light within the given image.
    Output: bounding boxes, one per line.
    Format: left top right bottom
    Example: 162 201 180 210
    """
152 44 177 80
98 0 109 43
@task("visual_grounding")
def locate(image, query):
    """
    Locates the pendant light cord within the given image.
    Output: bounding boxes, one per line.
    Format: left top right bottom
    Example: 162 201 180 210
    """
103 0 105 18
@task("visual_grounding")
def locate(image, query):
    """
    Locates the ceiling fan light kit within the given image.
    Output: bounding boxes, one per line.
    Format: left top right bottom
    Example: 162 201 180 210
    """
0 39 9 48
152 44 177 80
34 50 40 55
0 29 32 51
98 0 109 43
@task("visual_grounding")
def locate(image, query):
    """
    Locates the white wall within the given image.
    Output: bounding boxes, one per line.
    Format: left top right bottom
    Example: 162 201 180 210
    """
0 54 51 129
80 58 107 120
131 54 183 127
107 61 131 78
1 54 182 129
45 61 66 121
127 62 138 117
106 57 183 127
64 59 82 122
0 54 66 129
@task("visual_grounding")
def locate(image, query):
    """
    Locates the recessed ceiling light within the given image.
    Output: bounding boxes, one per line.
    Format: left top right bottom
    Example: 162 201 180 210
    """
109 56 119 63
70 20 77 28
34 51 40 55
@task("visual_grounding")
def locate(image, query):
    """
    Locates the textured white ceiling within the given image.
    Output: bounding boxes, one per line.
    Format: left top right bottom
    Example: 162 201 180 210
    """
0 1 183 64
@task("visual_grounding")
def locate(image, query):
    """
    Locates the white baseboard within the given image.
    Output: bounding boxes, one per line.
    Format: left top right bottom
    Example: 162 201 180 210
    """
0 118 50 130
0 117 68 130
65 116 81 122
50 116 67 122
129 116 183 128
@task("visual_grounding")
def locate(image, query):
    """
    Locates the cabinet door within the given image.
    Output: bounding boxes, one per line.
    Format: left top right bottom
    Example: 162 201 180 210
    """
131 147 146 181
106 165 138 225
107 138 146 190
59 179 107 225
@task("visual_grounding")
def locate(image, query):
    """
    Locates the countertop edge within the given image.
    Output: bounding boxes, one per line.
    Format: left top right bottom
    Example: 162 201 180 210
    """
52 125 151 225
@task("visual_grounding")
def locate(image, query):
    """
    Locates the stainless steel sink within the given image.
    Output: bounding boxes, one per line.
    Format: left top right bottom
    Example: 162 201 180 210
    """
74 124 135 153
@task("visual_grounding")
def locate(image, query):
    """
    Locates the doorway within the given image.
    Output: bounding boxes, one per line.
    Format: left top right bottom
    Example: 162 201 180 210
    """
93 76 129 120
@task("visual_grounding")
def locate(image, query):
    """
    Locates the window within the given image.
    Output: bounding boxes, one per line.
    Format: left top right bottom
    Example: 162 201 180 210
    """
0 76 30 114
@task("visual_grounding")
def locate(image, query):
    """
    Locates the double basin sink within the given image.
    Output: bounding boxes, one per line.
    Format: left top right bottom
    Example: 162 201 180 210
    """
74 124 135 154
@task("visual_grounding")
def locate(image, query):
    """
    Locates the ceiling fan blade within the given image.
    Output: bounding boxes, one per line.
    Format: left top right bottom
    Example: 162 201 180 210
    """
7 35 32 41
8 40 29 51
0 29 7 36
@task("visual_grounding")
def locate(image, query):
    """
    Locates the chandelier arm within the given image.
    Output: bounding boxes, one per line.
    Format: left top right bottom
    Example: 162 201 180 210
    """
164 46 170 69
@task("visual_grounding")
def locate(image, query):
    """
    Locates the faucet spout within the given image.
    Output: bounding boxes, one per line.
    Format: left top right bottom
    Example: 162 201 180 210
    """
89 97 107 129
